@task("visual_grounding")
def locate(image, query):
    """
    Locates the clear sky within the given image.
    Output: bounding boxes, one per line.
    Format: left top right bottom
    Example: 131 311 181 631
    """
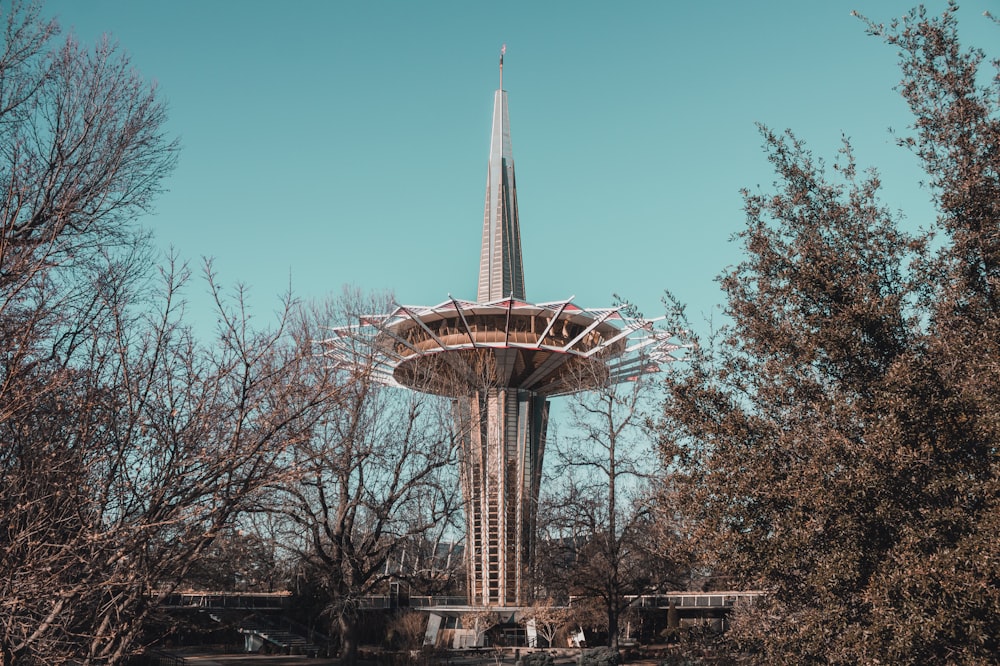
43 0 1000 337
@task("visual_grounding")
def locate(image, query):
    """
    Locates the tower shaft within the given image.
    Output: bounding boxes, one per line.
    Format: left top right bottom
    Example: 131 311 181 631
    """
456 389 547 606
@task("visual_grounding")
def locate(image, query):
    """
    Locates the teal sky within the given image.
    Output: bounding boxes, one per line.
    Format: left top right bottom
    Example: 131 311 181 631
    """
44 1 1000 335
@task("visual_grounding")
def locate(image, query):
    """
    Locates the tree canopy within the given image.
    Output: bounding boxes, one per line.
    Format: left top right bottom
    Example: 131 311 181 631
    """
659 4 999 663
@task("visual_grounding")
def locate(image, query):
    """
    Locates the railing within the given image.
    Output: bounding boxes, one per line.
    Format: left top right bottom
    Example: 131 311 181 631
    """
140 649 186 666
358 592 765 611
625 591 765 609
358 595 468 609
158 590 290 610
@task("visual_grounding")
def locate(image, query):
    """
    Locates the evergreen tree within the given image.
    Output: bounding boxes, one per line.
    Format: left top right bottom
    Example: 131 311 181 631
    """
659 4 999 663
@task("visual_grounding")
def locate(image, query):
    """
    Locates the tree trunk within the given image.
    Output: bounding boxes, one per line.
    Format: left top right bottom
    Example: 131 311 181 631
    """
339 613 359 666
607 606 619 651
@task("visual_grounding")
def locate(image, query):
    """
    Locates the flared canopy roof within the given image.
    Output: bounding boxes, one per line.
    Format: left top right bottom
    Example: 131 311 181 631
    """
321 296 684 397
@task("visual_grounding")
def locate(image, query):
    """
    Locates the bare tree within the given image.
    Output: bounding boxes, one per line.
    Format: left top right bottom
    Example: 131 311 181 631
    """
0 7 335 662
539 363 678 651
383 530 465 598
522 599 574 648
1 250 329 665
461 608 500 648
0 3 197 663
0 0 176 349
266 292 462 666
385 610 428 651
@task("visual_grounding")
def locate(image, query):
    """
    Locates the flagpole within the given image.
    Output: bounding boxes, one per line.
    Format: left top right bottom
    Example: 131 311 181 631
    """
499 44 505 90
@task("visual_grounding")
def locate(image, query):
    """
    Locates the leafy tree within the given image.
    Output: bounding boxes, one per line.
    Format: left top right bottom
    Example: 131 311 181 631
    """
659 4 999 664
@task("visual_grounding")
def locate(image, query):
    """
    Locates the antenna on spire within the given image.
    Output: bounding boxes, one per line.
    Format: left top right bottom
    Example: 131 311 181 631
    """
499 43 506 90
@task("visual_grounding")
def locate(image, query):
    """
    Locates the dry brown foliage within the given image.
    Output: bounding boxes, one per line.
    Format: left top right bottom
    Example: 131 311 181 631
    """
659 4 1000 663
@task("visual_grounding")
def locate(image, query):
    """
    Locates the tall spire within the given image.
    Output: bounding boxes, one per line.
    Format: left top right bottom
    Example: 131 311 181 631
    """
477 46 525 302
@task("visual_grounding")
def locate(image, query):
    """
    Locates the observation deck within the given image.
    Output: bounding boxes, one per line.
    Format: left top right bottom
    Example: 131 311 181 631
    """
325 296 682 398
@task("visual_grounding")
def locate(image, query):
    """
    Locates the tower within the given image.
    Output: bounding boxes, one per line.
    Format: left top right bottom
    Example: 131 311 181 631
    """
321 51 683 608
460 57 546 606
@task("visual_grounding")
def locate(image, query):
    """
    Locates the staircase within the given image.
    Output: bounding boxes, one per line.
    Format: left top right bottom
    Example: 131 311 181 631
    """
235 614 326 657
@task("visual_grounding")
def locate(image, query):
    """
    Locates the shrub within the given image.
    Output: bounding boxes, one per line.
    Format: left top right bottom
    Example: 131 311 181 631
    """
520 652 555 666
578 646 621 666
